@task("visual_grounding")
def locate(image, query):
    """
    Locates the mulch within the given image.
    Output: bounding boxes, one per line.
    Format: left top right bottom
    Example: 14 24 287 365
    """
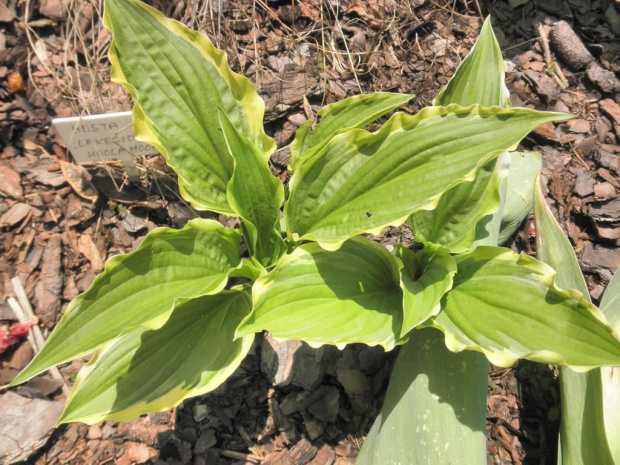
0 0 619 463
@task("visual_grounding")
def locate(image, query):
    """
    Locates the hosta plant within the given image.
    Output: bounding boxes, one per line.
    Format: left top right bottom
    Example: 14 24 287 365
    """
9 1 620 461
534 178 620 465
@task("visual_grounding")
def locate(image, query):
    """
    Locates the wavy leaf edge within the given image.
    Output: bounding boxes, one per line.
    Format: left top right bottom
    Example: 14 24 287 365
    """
286 104 570 250
10 218 242 386
59 289 254 424
429 246 620 372
104 0 274 214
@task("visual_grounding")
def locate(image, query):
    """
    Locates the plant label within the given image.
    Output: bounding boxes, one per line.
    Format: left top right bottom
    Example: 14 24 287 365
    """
52 112 157 179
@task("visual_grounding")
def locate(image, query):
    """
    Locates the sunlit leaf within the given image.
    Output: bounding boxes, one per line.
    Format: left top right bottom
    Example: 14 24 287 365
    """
396 244 456 337
218 110 285 267
434 17 510 108
533 180 617 464
286 104 567 249
430 246 620 371
12 219 241 386
104 0 274 214
236 237 402 350
59 290 253 424
409 155 508 253
412 17 512 252
290 92 414 170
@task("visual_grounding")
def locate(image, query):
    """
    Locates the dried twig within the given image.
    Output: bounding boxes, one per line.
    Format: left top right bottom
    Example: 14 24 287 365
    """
10 277 71 396
472 0 484 22
11 278 45 350
538 23 569 90
567 142 590 170
7 298 37 351
217 449 262 463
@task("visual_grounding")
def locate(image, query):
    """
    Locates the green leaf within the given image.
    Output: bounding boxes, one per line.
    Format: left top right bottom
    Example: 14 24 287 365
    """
236 237 402 350
434 17 510 108
412 17 512 252
289 92 414 171
104 0 274 214
285 104 568 250
473 150 542 249
430 246 620 371
497 151 542 244
59 290 253 424
533 181 616 464
600 269 620 463
396 244 456 337
12 219 241 386
470 154 510 248
218 109 286 267
601 268 620 332
557 370 613 465
359 21 505 464
409 154 509 253
229 257 268 282
533 175 588 295
356 328 487 465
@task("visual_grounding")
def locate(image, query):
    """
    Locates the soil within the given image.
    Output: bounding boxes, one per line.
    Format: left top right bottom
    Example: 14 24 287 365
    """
0 0 619 464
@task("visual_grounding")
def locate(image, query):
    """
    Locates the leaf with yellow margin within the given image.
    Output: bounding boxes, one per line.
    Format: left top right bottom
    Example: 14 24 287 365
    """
59 290 253 424
11 219 241 386
104 0 275 214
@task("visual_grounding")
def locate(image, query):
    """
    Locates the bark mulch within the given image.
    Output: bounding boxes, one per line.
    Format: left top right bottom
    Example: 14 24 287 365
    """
0 0 618 463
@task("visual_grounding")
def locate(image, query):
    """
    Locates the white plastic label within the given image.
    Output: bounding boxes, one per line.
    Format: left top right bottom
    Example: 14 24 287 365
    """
52 112 157 178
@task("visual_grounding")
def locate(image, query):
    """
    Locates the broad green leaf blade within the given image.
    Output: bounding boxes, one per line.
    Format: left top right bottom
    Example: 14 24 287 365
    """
285 104 568 249
471 152 510 248
533 175 588 297
533 181 616 464
236 237 403 350
414 17 511 252
434 17 510 108
218 110 285 267
601 269 620 462
601 268 620 331
356 328 487 465
360 22 506 464
59 290 254 424
289 92 414 170
409 154 509 253
497 151 542 244
396 244 456 336
12 219 241 386
229 257 268 282
556 369 613 465
430 246 620 370
104 0 275 214
59 290 253 424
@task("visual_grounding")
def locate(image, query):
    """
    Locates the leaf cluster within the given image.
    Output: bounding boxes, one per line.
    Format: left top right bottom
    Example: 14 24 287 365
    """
10 0 620 435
